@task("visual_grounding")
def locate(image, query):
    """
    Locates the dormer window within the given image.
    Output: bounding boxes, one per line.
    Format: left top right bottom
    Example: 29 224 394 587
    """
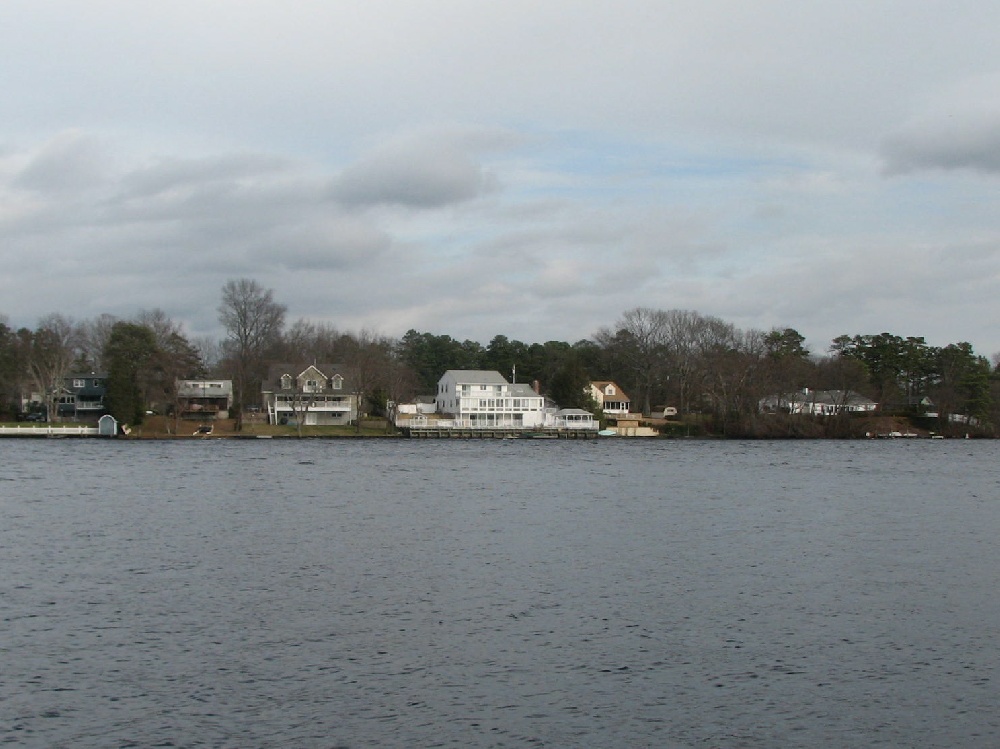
280 374 292 390
605 385 616 395
331 375 343 390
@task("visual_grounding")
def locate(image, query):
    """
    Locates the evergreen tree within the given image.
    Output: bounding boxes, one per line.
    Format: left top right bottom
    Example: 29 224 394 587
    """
104 322 157 425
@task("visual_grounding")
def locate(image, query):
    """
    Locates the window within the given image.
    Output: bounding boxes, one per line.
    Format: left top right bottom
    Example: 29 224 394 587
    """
332 375 343 390
281 374 292 390
73 379 85 388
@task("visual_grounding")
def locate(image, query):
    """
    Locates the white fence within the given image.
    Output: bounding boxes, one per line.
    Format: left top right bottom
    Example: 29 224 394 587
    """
0 425 100 436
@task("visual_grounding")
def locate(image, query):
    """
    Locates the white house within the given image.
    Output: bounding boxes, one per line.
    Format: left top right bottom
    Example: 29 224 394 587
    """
262 364 357 426
586 381 631 416
435 370 546 429
760 389 878 416
549 408 598 430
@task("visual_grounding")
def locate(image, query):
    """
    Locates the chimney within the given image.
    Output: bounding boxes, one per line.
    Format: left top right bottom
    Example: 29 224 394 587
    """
533 380 541 394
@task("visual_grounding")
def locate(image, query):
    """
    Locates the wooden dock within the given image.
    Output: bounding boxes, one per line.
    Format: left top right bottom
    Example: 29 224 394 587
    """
401 427 597 439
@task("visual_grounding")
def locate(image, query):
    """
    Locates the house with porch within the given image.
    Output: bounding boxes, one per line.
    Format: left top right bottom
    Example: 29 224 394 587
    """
56 373 108 421
435 370 547 429
586 381 631 417
549 408 598 430
174 379 234 420
262 364 357 426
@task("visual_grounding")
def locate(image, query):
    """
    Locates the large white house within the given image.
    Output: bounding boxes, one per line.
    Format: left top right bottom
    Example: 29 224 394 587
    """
435 370 547 428
262 364 357 426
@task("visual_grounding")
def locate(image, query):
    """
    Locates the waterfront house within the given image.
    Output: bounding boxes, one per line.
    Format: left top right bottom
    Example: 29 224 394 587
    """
57 373 108 421
435 370 546 429
586 381 631 417
174 379 234 420
759 389 878 415
262 364 358 426
549 408 599 431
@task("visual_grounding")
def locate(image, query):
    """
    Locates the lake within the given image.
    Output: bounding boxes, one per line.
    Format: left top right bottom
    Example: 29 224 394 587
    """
2 438 999 748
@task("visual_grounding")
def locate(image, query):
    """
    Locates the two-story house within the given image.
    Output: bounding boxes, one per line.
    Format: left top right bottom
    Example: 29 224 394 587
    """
435 370 546 429
57 373 108 421
262 364 357 426
174 379 234 420
586 381 631 417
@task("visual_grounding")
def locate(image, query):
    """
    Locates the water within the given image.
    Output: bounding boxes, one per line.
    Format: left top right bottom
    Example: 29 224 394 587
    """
2 438 999 748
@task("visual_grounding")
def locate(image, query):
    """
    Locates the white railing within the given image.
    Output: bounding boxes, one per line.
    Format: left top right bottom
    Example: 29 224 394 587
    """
547 419 599 431
403 417 597 431
0 425 100 436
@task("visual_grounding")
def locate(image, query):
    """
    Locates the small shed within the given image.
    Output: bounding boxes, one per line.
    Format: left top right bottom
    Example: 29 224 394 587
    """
98 414 119 437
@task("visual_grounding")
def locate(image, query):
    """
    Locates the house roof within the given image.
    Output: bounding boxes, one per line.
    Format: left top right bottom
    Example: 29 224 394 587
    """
590 380 630 401
176 380 233 398
507 383 539 397
261 363 350 391
441 370 508 384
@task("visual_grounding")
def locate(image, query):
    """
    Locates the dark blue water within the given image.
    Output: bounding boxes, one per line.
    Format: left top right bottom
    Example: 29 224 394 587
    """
2 438 999 747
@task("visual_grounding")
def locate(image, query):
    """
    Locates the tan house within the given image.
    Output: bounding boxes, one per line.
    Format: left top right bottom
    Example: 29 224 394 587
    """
262 364 357 426
586 381 631 417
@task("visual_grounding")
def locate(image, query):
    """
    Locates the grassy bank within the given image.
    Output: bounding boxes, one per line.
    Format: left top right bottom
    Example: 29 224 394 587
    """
123 415 401 438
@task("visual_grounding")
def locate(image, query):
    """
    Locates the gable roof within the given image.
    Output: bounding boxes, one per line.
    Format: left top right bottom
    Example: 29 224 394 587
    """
590 380 630 401
262 363 350 391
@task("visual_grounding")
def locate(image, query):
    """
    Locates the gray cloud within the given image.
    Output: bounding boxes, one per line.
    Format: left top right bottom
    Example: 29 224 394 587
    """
331 134 497 208
882 112 1000 175
13 131 111 193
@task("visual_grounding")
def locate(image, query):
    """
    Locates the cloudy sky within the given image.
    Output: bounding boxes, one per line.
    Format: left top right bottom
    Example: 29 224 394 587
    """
3 1 999 356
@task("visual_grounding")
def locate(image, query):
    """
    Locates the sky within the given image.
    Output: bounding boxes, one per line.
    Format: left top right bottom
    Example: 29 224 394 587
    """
2 1 1000 357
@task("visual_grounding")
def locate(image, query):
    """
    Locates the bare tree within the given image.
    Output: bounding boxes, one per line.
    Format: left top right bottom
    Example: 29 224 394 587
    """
279 319 355 365
218 279 286 428
342 330 394 432
191 335 224 375
595 307 670 416
79 314 119 372
27 314 82 422
379 344 421 433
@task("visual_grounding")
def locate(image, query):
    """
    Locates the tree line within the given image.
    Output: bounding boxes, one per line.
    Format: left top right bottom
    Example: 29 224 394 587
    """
2 281 998 436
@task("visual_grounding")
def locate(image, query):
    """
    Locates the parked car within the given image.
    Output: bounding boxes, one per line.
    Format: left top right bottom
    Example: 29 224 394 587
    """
16 411 47 422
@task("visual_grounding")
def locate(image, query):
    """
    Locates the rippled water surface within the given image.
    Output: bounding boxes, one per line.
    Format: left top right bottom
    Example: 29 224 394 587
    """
2 438 1000 748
